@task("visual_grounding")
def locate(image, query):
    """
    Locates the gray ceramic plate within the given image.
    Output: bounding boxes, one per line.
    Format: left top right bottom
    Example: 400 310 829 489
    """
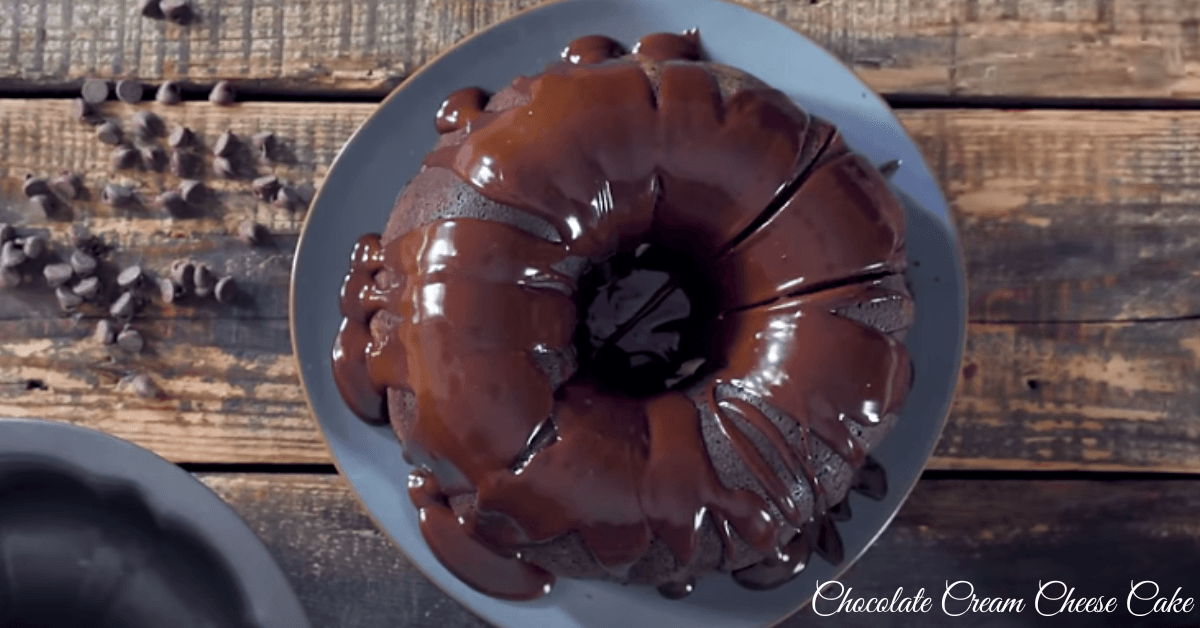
0 418 311 628
292 1 966 626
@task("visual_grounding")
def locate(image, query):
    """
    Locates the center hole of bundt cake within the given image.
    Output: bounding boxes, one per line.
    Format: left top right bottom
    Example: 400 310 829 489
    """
573 242 720 398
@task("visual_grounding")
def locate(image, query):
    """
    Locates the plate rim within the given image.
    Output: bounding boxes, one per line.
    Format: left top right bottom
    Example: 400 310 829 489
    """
290 0 967 625
0 417 313 628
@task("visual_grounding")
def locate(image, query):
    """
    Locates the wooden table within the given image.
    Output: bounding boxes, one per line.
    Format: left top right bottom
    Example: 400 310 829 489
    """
3 1 1200 626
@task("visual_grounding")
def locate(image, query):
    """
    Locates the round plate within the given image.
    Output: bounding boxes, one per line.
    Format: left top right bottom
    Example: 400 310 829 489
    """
291 1 966 626
0 418 311 628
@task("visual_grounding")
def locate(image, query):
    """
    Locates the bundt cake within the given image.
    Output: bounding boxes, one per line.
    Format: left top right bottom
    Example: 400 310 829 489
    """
332 30 913 601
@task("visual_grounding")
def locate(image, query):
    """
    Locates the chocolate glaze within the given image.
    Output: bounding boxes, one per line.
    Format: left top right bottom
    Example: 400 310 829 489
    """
332 30 911 600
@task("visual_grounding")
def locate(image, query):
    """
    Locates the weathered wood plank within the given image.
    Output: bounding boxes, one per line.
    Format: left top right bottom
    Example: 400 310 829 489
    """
205 473 1200 627
3 0 1200 99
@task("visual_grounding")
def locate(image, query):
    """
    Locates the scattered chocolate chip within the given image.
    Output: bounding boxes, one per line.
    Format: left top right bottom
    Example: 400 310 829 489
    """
161 0 193 24
169 149 201 177
212 156 236 178
68 224 92 249
118 266 144 290
156 190 188 217
115 80 143 104
116 326 144 353
43 263 74 287
169 259 194 294
140 0 164 19
156 80 182 105
81 78 109 104
27 195 54 220
274 184 302 211
252 132 279 161
158 276 181 303
112 146 142 170
131 110 164 139
192 263 215 298
179 179 206 204
111 291 138 319
208 80 235 106
213 129 238 157
97 121 123 145
0 267 20 290
73 98 98 123
56 286 84 312
70 249 98 277
49 173 83 200
0 224 12 243
167 125 195 148
1 241 26 268
140 144 168 172
94 319 116 344
214 275 237 304
23 176 50 198
251 175 280 201
73 275 101 300
236 220 265 246
101 183 136 207
128 373 160 398
20 235 45 260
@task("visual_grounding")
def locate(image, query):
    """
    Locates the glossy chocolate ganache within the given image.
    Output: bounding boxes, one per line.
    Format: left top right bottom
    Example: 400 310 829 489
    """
332 30 913 601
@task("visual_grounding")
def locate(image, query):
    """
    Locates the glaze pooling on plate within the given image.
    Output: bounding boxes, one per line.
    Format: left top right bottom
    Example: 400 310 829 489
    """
331 30 912 601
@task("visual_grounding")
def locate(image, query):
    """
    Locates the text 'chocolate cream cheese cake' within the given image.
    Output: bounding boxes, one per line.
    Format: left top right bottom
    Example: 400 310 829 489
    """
331 30 913 602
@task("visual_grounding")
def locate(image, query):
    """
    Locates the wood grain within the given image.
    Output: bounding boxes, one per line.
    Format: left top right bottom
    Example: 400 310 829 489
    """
2 101 1198 470
4 0 1200 99
205 473 1200 627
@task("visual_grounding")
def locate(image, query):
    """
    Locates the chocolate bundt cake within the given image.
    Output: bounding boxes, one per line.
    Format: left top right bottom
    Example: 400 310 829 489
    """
332 30 913 601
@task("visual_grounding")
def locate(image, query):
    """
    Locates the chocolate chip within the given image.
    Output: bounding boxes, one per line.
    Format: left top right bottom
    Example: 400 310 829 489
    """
56 286 84 312
43 262 74 287
23 176 50 198
49 173 83 200
97 121 123 145
94 319 116 344
179 179 206 204
70 249 98 277
156 190 188 217
274 184 302 211
156 81 182 105
110 291 137 319
167 125 195 148
192 263 215 298
20 235 45 260
128 373 160 398
252 132 279 161
213 129 238 157
116 326 144 353
115 80 143 104
73 98 98 123
140 144 168 172
0 267 20 290
27 195 54 221
112 146 142 170
73 275 101 299
208 80 235 106
161 0 193 24
212 156 236 179
214 275 237 304
251 175 280 201
131 110 164 139
168 258 194 290
169 149 201 177
236 220 265 246
158 276 181 303
81 78 109 104
140 0 164 19
101 183 135 207
117 265 144 289
1 241 26 268
0 224 12 243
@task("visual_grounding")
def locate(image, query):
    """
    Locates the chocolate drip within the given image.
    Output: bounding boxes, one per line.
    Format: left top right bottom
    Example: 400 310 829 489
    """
562 35 625 65
331 31 911 600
